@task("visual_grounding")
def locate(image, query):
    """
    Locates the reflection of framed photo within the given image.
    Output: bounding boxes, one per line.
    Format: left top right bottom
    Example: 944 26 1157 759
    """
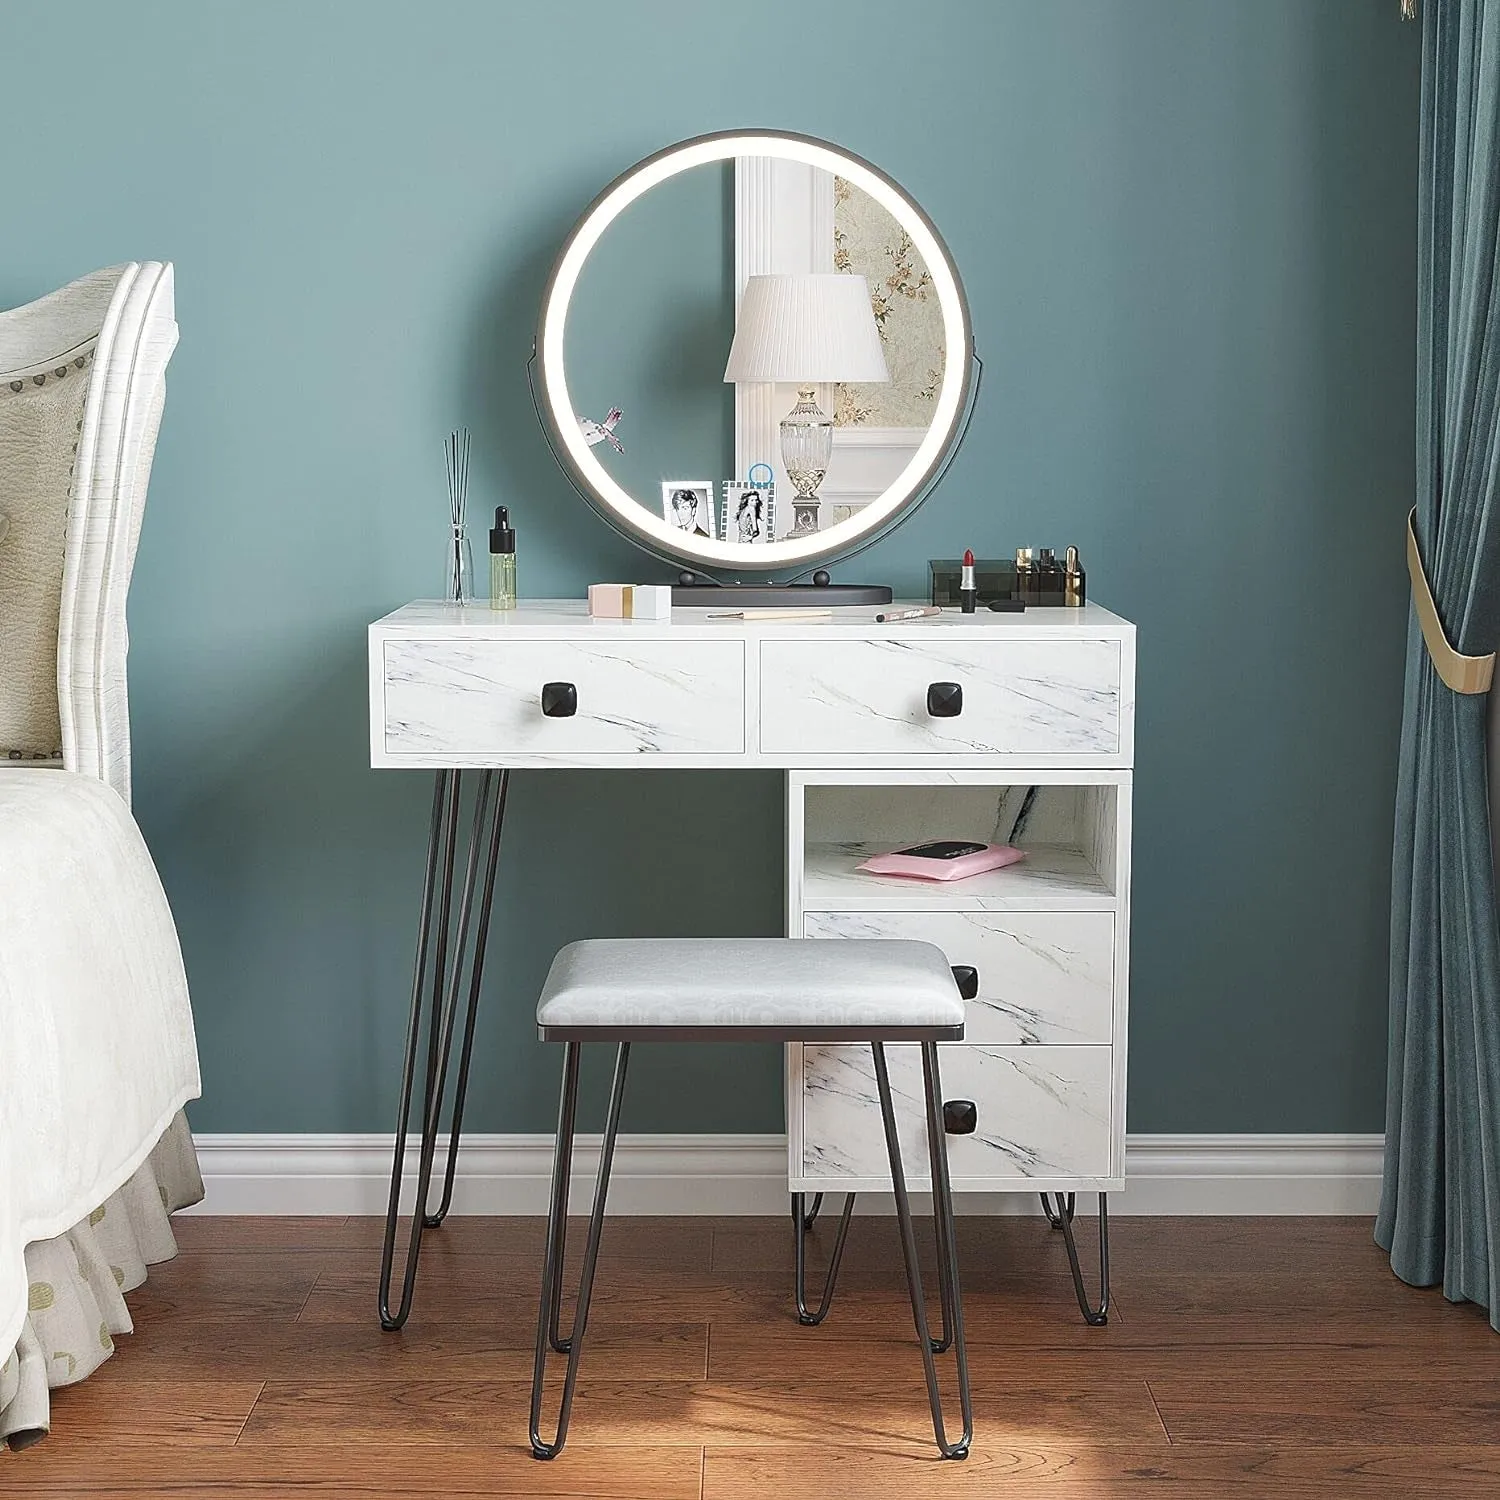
661 481 716 539
722 481 776 545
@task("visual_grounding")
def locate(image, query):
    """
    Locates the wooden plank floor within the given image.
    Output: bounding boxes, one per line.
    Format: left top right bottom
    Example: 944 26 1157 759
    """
5 1214 1500 1497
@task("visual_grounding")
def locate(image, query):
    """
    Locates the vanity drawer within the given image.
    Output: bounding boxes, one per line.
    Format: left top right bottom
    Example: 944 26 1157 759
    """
759 639 1120 756
797 1042 1113 1185
383 639 746 756
803 910 1115 1046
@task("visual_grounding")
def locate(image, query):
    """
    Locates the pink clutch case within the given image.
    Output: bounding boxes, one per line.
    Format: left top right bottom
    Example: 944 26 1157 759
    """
856 840 1027 882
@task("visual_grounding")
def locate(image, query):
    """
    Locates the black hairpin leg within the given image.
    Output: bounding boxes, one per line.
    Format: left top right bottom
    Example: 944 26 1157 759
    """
542 1035 579 1357
872 1041 972 1460
1039 1191 1074 1229
792 1190 856 1325
920 1043 964 1361
1041 1191 1110 1325
377 768 510 1332
927 1146 958 1356
531 1041 631 1460
425 769 510 1228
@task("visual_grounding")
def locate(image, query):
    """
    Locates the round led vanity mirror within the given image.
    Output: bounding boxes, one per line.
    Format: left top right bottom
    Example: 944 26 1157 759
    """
534 130 975 591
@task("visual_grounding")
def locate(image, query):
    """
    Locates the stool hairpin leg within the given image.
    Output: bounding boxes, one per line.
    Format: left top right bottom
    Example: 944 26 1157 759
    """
531 1041 631 1460
928 1140 957 1356
541 1040 580 1354
873 1041 972 1460
791 1190 856 1325
919 1042 963 1360
799 1192 825 1230
378 769 503 1331
1042 1192 1110 1325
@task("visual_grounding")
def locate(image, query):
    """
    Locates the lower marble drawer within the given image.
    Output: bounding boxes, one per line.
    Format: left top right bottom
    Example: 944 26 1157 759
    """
803 909 1115 1046
794 1042 1113 1188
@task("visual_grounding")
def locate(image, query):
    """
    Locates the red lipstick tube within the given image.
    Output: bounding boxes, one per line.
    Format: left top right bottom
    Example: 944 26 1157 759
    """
960 549 977 613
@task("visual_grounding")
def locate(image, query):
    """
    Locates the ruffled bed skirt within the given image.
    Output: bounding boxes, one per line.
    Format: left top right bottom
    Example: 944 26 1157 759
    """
0 1112 202 1450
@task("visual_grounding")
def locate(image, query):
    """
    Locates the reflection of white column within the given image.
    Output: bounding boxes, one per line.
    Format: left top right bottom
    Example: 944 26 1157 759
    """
734 157 837 538
808 167 836 438
733 156 781 499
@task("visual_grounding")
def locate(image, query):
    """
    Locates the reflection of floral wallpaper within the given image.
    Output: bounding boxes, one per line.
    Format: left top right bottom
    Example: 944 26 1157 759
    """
833 176 945 427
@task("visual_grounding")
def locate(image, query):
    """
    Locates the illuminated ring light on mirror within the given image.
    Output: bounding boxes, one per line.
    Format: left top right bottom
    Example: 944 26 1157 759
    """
537 130 973 572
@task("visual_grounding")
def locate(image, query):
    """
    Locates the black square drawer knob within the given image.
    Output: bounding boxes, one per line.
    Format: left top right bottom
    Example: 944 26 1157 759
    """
950 965 979 1000
943 1099 978 1135
541 682 578 718
927 681 963 717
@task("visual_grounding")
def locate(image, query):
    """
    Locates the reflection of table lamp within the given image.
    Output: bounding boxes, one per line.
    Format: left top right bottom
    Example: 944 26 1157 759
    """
724 274 889 537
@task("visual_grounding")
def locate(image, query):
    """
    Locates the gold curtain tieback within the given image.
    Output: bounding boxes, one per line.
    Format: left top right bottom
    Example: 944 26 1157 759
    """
1407 508 1495 694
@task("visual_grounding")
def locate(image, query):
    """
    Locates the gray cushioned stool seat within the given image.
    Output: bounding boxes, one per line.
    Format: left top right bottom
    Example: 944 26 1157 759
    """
536 937 965 1041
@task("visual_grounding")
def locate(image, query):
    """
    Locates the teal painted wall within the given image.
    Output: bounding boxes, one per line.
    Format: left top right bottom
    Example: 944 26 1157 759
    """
1 1 1418 1134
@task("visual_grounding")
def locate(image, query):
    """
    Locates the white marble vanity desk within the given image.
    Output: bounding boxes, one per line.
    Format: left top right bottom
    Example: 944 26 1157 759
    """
372 599 1135 769
369 600 1134 1276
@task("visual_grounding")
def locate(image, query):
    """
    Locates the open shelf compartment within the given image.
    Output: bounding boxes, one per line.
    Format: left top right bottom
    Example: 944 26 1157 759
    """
792 773 1125 912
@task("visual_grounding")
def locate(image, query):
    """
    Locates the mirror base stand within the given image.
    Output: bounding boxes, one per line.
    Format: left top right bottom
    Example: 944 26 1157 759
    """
670 576 892 608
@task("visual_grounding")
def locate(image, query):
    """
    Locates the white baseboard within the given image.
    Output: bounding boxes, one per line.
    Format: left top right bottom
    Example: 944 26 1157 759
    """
187 1132 1384 1217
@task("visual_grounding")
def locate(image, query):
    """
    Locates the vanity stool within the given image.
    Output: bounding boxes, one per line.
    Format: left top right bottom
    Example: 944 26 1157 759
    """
528 936 974 1461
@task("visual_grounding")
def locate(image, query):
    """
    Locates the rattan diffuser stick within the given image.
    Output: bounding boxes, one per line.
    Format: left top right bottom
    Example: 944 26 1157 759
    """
444 427 473 603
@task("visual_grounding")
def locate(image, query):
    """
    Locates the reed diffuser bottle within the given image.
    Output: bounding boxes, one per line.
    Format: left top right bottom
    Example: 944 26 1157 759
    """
489 506 516 609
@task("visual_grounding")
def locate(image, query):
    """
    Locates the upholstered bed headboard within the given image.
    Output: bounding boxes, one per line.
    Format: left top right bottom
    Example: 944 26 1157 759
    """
0 263 178 805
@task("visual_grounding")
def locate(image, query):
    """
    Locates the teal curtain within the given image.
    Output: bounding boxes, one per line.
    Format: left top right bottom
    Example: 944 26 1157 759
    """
1377 0 1500 1326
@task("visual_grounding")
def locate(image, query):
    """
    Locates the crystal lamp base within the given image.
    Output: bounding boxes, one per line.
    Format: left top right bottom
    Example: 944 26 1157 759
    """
781 385 834 537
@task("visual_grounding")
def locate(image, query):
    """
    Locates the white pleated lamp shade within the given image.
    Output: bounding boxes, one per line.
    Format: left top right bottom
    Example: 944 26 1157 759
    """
724 274 890 384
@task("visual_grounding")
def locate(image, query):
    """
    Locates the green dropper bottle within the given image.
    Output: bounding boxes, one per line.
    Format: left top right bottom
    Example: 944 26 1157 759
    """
489 507 516 610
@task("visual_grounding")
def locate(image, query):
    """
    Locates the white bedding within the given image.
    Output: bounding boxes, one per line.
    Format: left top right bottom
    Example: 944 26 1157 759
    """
0 770 200 1366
